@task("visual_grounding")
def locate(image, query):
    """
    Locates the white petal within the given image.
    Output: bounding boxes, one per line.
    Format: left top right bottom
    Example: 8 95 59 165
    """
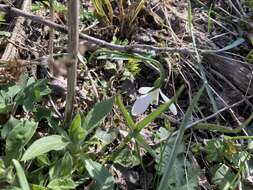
149 88 160 105
159 90 170 102
160 90 178 115
131 94 153 116
138 87 153 94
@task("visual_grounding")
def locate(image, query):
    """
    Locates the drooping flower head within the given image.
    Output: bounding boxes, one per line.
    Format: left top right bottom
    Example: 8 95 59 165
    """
131 87 177 116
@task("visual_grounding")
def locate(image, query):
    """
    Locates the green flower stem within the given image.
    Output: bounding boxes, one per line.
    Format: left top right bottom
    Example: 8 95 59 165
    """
116 94 135 128
106 87 184 162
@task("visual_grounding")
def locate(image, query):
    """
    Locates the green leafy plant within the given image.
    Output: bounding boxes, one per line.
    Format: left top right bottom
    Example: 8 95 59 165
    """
0 76 51 114
32 1 67 14
106 86 184 163
0 97 115 189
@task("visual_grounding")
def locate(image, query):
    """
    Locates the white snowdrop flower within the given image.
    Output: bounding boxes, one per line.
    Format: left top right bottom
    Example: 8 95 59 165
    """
131 87 177 116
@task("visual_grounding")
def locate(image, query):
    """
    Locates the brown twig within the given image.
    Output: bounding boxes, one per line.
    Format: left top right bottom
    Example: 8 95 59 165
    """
64 0 79 127
48 0 55 74
186 95 253 129
0 4 197 55
1 0 31 60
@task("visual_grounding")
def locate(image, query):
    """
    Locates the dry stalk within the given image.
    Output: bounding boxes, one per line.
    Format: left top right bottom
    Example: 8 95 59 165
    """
48 0 55 74
64 0 79 126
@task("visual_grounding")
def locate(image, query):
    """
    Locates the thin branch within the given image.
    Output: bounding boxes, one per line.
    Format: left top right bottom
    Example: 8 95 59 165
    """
48 0 55 74
186 95 253 129
64 0 79 126
1 0 31 60
0 4 197 55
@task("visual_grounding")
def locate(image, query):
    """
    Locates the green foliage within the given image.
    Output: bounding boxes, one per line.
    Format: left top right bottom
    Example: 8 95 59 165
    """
82 96 115 134
1 116 20 139
47 178 76 190
114 148 140 168
0 31 11 37
83 158 115 190
6 120 38 162
198 137 251 189
95 128 118 145
31 1 47 12
22 135 69 161
68 112 84 146
0 76 50 114
0 81 23 113
12 159 30 190
32 1 67 14
91 49 166 89
125 59 141 76
210 164 236 190
158 86 204 190
1 2 252 186
53 1 67 14
246 49 253 64
0 93 116 189
0 12 6 22
155 133 199 189
247 0 253 11
31 184 48 190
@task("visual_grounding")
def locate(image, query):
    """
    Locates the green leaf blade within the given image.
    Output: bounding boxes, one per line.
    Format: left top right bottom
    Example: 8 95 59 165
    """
84 159 115 190
83 97 115 133
22 135 69 161
6 121 38 162
69 112 84 145
12 159 30 190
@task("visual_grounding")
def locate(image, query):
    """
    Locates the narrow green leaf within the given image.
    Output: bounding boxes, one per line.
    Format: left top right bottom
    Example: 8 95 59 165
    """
83 97 115 133
195 112 253 134
158 86 204 190
69 112 85 144
84 159 114 190
22 135 68 161
116 94 156 157
116 94 135 128
51 152 73 178
207 5 213 33
205 38 245 53
12 159 30 190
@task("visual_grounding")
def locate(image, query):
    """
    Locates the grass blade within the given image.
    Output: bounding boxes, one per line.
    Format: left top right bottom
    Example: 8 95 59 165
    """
12 159 30 190
158 86 204 190
116 94 156 157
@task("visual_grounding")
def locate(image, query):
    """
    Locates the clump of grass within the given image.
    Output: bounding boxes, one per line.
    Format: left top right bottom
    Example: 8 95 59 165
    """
91 0 146 38
91 0 113 26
